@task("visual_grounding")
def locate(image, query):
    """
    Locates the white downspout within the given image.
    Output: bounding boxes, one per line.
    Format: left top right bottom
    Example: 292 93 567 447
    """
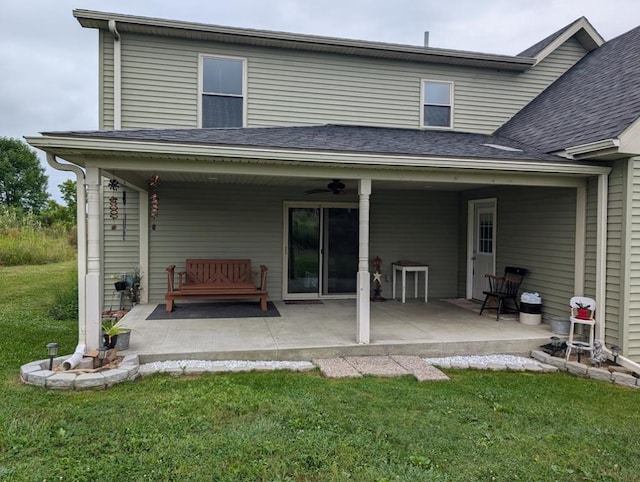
46 153 87 345
596 173 608 342
108 20 121 130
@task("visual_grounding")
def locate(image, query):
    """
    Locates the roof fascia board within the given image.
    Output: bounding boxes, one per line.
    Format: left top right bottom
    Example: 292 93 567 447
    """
618 117 640 156
26 134 611 176
564 138 620 157
533 17 604 64
73 9 535 71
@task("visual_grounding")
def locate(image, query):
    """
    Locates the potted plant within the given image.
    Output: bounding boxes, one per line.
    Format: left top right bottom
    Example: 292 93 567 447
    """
102 319 129 349
111 273 127 292
125 266 143 305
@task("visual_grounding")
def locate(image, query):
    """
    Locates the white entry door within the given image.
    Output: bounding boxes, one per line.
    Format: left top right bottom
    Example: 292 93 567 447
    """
468 199 496 300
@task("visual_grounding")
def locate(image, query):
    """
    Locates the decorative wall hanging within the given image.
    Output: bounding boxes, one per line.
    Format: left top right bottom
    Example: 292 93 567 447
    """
108 179 120 230
122 190 127 241
149 174 160 230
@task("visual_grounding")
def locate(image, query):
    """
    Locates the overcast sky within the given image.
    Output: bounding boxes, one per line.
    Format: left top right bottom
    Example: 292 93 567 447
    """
1 0 639 202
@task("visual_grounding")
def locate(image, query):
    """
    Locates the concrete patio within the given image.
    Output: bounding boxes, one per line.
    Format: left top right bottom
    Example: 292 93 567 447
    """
118 299 555 363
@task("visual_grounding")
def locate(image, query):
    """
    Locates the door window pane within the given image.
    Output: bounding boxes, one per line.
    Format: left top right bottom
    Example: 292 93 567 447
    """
478 212 493 254
324 208 358 294
288 208 320 294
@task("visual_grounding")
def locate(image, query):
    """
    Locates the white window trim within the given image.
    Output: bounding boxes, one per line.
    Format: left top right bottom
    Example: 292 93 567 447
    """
197 53 248 128
420 79 454 130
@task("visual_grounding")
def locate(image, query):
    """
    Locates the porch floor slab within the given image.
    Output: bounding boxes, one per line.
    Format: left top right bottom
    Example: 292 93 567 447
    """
119 299 555 363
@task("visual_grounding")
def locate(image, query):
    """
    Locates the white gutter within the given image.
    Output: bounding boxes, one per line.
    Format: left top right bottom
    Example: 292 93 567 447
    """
26 136 612 176
108 20 121 130
46 153 87 344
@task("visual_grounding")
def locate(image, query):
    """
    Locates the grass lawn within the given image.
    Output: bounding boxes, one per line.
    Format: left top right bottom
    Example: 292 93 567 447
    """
1 262 640 481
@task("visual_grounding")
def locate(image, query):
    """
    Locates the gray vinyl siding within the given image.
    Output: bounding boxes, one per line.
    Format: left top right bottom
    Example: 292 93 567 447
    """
460 186 577 320
102 182 141 309
147 184 284 303
627 158 640 358
101 31 115 130
141 184 459 303
370 190 460 299
99 32 586 133
603 164 625 346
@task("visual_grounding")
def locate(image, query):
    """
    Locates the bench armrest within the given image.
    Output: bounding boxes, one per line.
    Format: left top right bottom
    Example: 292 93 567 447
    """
166 265 176 293
259 265 268 291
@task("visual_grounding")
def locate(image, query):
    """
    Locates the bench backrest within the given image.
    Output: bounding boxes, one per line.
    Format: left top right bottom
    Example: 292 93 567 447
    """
185 259 253 285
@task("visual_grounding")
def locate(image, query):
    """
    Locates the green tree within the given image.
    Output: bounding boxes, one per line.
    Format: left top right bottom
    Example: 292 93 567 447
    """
59 179 77 215
0 137 49 213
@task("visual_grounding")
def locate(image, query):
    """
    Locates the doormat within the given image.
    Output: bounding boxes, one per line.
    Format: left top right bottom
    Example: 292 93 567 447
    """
284 300 324 305
146 301 280 320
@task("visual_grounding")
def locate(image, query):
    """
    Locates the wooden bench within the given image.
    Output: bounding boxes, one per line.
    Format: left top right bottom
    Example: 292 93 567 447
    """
165 259 268 313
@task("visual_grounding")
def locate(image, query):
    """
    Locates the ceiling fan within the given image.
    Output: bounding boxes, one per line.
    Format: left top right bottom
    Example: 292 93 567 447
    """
304 179 351 195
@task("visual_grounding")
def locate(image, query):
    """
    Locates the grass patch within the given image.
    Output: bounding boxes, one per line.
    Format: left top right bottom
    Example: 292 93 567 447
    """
1 262 639 480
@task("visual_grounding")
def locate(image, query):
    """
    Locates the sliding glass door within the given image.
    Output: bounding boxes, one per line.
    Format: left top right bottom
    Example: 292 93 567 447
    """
285 204 358 298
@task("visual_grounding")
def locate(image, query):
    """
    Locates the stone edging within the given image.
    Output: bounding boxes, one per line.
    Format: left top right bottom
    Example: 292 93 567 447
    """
20 354 140 389
531 350 640 389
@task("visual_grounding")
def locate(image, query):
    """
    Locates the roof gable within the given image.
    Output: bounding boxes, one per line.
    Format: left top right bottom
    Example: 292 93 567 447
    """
497 25 640 154
518 17 603 63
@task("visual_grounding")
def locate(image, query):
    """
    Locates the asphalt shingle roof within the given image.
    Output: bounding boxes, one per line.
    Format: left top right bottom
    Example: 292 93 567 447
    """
498 25 640 153
44 124 565 162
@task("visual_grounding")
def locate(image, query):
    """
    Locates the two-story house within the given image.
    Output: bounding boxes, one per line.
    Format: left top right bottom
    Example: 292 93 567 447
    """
26 10 640 365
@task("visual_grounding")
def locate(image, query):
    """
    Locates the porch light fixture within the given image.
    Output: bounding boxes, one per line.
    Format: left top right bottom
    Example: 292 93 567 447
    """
46 342 59 371
611 345 621 364
97 345 108 367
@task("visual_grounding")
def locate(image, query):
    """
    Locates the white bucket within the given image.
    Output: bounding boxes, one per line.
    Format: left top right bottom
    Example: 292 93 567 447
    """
519 313 542 325
550 317 570 335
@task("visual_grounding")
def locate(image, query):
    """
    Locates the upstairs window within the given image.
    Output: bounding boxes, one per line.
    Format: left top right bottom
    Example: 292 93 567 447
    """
422 80 453 128
201 56 245 128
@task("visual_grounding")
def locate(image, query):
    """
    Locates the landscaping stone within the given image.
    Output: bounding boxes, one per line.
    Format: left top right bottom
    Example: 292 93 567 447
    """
78 357 95 369
487 363 507 371
566 361 588 376
523 364 543 372
27 369 54 386
506 363 525 371
103 368 129 386
611 372 638 388
345 356 409 376
391 355 449 382
20 362 44 381
75 372 107 389
314 358 362 378
118 363 139 379
450 360 469 369
537 363 559 373
588 367 612 382
46 373 77 389
138 365 157 377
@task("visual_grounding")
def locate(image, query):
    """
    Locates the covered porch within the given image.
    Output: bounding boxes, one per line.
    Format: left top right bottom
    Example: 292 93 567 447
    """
121 299 554 363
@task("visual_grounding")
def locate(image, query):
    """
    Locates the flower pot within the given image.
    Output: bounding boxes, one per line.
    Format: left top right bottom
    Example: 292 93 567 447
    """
115 329 131 350
103 333 118 349
114 281 127 291
576 308 591 320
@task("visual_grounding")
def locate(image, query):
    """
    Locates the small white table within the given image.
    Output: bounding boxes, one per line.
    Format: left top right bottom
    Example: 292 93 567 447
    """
392 262 429 303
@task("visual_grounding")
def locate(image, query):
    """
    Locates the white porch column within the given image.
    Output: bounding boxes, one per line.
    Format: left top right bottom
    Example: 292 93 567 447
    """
85 167 103 350
596 173 608 341
356 179 372 344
